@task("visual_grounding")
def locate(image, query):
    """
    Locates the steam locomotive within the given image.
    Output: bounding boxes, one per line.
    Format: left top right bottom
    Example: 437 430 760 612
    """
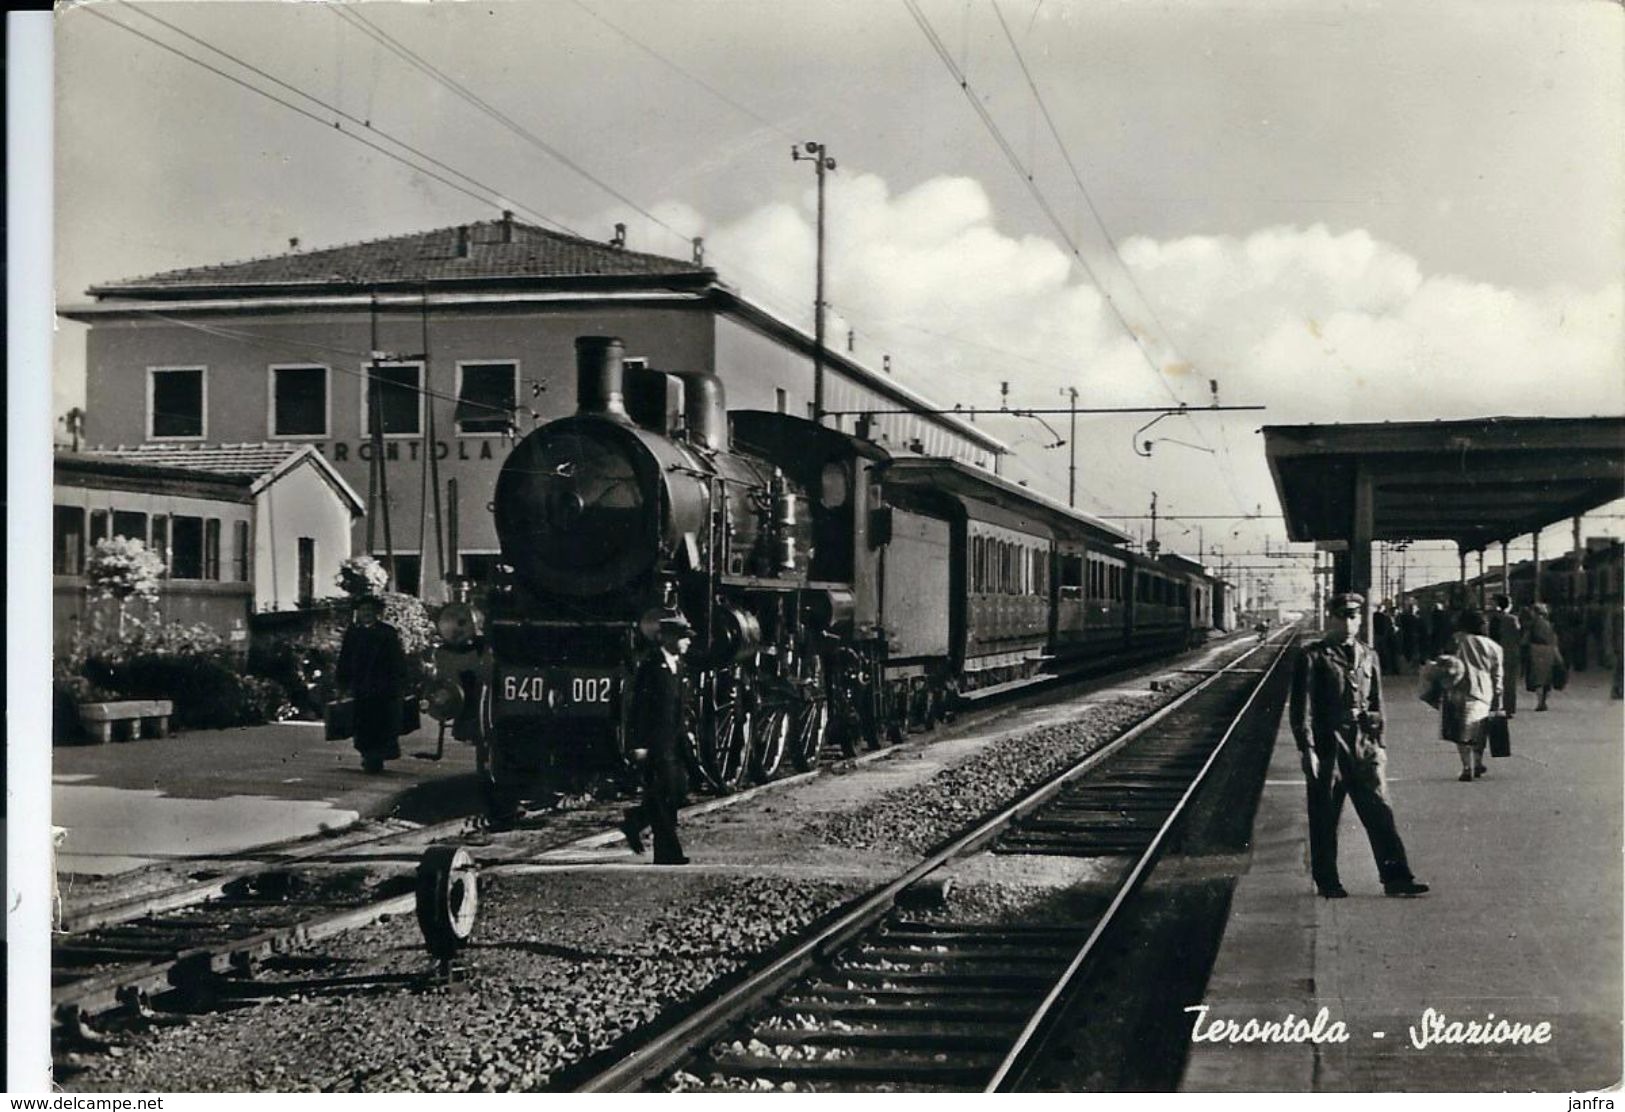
458 335 1220 806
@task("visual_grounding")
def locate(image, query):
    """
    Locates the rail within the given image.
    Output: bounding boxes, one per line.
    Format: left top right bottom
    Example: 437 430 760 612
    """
574 629 1295 1092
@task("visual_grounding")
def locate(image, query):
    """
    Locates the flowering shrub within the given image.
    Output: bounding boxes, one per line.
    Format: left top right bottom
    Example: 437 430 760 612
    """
336 555 389 598
61 613 286 732
85 537 165 634
64 617 226 671
86 537 164 604
379 591 435 656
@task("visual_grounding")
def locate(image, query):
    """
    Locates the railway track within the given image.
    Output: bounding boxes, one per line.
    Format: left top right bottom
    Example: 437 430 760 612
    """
569 632 1294 1092
50 631 1273 1057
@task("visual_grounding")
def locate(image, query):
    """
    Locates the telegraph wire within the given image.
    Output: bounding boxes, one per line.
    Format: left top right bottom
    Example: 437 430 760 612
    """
901 0 1181 406
109 0 583 238
328 4 822 330
80 6 539 231
127 310 529 425
564 0 793 140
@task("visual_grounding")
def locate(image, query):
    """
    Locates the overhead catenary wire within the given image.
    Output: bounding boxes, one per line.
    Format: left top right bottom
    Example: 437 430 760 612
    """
80 5 567 236
327 5 827 331
900 0 1180 407
904 0 1254 516
100 0 1151 454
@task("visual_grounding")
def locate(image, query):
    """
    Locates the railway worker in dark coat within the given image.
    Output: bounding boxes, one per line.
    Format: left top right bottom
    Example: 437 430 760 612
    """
1488 594 1523 717
1397 601 1421 673
1290 592 1429 899
621 613 695 865
336 594 409 773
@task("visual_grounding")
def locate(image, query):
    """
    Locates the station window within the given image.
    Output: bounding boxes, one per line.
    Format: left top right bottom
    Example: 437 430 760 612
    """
297 537 316 603
204 518 222 581
149 368 205 439
112 510 148 544
460 553 501 584
233 520 250 582
170 516 204 580
456 362 518 435
363 362 423 436
89 510 109 547
151 516 169 573
271 365 329 437
53 506 85 575
391 554 422 596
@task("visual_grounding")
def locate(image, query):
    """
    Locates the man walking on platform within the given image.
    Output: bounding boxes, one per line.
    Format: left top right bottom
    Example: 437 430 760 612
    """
1291 592 1430 899
621 612 695 865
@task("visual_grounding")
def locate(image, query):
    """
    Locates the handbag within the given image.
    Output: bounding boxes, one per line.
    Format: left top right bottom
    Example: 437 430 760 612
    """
324 698 356 741
400 695 423 736
1487 714 1512 758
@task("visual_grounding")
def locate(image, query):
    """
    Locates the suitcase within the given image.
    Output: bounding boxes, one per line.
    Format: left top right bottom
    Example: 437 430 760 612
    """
324 698 356 741
1487 714 1511 758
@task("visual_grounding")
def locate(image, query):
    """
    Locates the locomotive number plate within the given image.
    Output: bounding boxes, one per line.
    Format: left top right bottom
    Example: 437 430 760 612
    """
493 668 619 718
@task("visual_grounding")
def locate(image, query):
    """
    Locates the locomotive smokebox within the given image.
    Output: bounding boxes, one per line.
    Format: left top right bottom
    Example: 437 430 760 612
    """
575 336 630 420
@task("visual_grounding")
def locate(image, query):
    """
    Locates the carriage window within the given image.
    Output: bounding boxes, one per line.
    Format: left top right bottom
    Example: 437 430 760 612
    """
1060 554 1083 599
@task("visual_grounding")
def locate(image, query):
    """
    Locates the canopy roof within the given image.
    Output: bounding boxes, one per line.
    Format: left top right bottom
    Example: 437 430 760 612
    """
1264 417 1625 550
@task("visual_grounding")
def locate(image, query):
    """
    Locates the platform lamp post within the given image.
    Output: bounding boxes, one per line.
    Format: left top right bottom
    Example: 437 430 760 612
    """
792 140 836 425
1064 386 1079 508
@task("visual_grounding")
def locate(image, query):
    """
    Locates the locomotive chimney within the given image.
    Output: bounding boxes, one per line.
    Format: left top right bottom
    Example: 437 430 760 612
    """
574 336 630 421
677 372 727 452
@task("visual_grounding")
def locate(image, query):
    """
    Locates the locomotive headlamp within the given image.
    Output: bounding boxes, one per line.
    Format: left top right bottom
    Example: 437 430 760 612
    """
424 676 465 723
637 607 667 643
436 602 483 649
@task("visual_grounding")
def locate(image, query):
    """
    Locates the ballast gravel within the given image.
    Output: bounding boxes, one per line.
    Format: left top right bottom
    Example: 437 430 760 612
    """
817 680 1200 855
61 660 1227 1094
64 874 862 1093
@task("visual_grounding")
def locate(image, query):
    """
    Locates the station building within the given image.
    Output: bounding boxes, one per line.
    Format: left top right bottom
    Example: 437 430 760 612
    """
61 216 1006 596
53 443 361 647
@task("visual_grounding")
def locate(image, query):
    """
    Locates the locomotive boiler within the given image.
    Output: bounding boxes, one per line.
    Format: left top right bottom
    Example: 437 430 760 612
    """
480 336 865 808
464 333 1223 817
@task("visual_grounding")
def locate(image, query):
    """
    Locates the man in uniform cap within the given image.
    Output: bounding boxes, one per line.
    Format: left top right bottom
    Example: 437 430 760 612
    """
1290 592 1429 898
621 612 695 864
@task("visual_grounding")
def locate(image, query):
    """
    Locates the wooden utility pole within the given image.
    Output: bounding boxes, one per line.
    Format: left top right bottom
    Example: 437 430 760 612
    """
792 141 836 424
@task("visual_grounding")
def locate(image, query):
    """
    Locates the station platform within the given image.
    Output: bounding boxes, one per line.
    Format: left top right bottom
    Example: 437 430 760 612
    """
51 719 479 877
1181 656 1623 1093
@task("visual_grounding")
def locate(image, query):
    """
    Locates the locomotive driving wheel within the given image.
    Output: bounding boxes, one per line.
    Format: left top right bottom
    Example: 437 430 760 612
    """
750 700 792 784
789 650 829 772
695 665 753 794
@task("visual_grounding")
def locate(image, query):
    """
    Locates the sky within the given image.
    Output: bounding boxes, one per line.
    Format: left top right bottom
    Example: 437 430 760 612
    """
49 0 1625 603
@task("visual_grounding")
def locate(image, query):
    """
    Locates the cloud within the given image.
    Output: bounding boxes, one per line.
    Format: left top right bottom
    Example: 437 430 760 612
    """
671 174 1620 428
591 174 1622 535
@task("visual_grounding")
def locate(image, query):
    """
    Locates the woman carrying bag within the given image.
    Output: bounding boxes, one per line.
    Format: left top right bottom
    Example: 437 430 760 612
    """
1522 602 1563 712
1439 610 1504 782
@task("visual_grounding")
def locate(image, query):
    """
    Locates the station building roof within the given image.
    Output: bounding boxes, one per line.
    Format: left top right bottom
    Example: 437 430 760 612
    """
63 218 1007 460
1264 417 1625 551
66 443 365 514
